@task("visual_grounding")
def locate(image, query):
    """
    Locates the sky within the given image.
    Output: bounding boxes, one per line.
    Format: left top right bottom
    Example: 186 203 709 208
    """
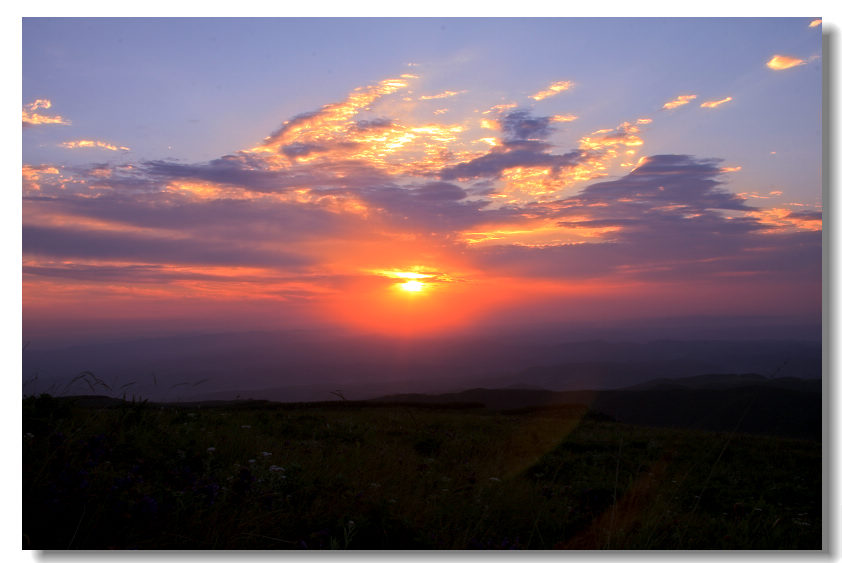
20 17 824 346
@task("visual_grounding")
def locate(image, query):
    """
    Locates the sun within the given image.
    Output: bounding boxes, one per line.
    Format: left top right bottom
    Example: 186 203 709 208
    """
400 280 425 292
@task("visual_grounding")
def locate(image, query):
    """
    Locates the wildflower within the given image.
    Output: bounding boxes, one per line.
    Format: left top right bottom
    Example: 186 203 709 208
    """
489 477 501 482
241 425 251 429
269 465 285 472
248 459 256 464
24 432 34 439
207 447 216 453
261 451 272 457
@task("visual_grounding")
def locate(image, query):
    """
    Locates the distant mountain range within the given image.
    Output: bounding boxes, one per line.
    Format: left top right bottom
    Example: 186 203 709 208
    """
23 329 821 403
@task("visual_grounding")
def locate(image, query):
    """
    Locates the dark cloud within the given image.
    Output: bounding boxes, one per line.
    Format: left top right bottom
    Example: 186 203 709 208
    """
353 118 393 130
281 142 328 158
439 109 582 180
411 182 468 201
501 110 554 141
23 224 312 269
358 182 490 232
23 263 225 284
138 156 393 194
261 110 320 146
786 210 822 221
557 155 750 223
440 144 584 181
470 154 821 282
141 158 291 193
24 191 374 244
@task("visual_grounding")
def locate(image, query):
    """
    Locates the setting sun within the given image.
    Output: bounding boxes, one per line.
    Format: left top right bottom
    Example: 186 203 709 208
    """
400 280 425 292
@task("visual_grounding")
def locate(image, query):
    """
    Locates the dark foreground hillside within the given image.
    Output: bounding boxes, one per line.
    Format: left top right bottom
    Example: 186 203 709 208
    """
377 376 822 441
23 394 821 550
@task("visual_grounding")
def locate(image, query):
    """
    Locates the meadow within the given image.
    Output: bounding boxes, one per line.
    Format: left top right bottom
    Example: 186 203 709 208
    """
23 394 821 549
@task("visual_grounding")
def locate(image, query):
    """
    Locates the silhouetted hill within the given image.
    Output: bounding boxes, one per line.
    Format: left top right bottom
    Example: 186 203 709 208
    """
373 376 821 440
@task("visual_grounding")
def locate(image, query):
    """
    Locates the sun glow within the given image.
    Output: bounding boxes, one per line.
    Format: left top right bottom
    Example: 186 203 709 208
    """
400 280 425 292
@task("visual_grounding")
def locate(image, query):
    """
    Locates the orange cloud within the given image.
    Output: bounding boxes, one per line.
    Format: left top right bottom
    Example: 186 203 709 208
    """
60 140 130 152
22 164 60 192
809 19 821 28
419 90 466 100
551 114 578 123
662 95 697 110
766 55 806 70
250 75 414 161
237 75 481 176
483 103 517 114
701 96 733 109
22 99 70 126
530 80 573 101
460 217 621 247
746 207 822 233
486 118 652 205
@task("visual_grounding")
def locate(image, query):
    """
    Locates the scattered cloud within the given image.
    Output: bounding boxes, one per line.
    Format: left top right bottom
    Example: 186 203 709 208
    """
22 74 821 319
22 99 70 126
419 90 467 100
529 80 573 101
60 140 130 152
662 95 697 110
470 154 820 282
483 103 517 115
766 54 806 70
700 96 733 109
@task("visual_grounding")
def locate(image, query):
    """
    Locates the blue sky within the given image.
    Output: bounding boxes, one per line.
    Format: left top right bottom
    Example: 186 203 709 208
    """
23 17 821 205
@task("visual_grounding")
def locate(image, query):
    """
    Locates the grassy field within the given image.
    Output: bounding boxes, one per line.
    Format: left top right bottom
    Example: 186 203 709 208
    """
22 394 822 549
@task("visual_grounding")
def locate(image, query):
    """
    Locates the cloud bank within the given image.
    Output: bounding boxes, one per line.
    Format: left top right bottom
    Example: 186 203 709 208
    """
22 73 821 335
